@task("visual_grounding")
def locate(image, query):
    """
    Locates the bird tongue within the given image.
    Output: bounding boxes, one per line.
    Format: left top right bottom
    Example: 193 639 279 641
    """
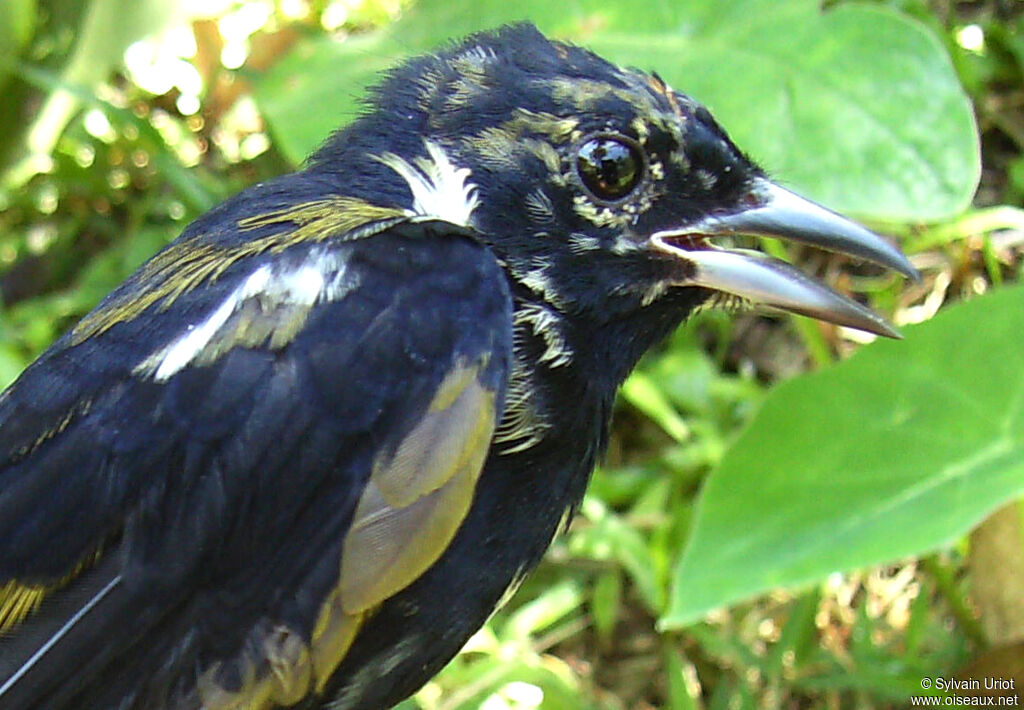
650 178 917 339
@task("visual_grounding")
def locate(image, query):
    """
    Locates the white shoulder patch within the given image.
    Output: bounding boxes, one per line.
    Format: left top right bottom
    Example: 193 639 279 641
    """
375 141 479 228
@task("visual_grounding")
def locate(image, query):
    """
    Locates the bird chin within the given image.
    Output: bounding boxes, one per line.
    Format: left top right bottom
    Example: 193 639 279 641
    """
649 232 902 339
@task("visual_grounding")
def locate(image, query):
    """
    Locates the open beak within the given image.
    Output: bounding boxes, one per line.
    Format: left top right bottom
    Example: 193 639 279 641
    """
651 178 918 338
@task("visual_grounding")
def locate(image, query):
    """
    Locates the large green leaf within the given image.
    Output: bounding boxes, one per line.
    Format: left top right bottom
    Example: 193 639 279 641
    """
663 284 1024 628
253 0 977 220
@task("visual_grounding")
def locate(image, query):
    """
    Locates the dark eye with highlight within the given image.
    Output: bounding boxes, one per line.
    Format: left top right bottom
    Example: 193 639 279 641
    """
576 136 644 201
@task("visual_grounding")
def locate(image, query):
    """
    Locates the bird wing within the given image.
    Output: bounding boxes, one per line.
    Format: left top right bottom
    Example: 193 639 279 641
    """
0 194 513 708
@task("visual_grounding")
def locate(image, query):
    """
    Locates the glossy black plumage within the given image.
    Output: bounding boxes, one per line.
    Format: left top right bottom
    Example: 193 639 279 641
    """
0 218 511 707
0 23 913 710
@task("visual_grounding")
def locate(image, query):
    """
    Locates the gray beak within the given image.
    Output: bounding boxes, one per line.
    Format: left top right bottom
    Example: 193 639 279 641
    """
651 179 918 338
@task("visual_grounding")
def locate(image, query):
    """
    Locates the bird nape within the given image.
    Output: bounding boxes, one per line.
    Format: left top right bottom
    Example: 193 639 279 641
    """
0 22 914 710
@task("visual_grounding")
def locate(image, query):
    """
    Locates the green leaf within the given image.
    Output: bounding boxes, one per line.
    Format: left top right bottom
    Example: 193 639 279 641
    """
0 343 30 390
763 589 819 676
663 284 1024 628
4 0 186 187
253 0 977 220
0 0 35 59
622 371 691 443
587 1 980 221
590 569 622 640
573 497 664 612
662 642 699 710
502 579 584 640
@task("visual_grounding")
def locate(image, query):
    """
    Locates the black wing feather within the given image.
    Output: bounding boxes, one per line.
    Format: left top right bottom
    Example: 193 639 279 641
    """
0 216 512 708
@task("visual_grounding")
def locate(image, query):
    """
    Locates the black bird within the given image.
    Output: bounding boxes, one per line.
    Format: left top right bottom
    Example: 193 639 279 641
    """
0 23 915 709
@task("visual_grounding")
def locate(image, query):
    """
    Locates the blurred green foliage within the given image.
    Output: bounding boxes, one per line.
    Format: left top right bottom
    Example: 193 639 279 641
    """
255 0 980 220
1 0 1022 708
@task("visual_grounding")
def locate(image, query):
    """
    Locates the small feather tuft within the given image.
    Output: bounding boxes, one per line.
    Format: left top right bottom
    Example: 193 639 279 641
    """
375 141 480 227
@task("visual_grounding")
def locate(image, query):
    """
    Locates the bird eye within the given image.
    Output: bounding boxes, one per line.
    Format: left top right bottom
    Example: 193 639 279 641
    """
576 136 644 201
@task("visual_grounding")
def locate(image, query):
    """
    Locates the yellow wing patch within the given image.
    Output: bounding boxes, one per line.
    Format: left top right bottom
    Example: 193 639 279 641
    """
192 360 498 708
340 361 496 613
0 582 46 633
0 549 102 633
195 622 323 710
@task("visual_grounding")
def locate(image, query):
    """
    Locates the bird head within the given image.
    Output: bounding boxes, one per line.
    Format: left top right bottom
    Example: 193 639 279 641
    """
310 24 915 344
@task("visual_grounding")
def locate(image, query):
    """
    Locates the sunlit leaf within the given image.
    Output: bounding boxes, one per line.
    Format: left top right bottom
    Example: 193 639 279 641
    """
664 285 1024 627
